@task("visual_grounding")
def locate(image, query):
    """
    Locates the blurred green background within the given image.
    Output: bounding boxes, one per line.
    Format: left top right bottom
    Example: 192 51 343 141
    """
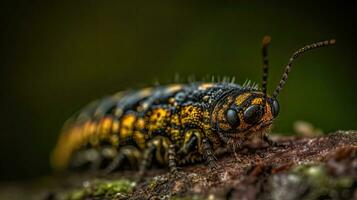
1 1 356 181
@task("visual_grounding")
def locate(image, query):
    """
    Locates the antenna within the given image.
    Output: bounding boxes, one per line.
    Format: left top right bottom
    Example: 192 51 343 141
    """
272 39 336 98
261 36 271 102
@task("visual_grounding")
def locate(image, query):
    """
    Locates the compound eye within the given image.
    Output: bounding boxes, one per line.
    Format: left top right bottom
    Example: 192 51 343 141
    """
226 109 240 127
271 99 280 117
243 105 264 124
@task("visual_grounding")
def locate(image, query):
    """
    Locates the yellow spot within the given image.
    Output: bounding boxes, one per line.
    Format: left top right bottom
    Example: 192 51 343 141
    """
235 93 251 105
98 117 113 138
82 121 92 141
148 108 170 131
180 105 202 125
83 121 99 146
135 118 145 130
112 119 120 135
89 122 97 137
252 98 263 105
120 114 136 139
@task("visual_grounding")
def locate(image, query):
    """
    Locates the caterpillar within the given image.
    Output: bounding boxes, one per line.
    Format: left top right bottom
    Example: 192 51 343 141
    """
51 36 335 175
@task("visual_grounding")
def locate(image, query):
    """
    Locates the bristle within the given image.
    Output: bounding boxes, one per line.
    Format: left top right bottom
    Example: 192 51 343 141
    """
231 76 236 83
174 73 180 83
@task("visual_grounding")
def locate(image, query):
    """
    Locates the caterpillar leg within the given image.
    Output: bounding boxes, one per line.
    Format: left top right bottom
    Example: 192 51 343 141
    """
168 144 178 174
137 146 155 180
262 134 288 147
69 146 121 172
202 138 218 170
137 136 172 179
69 148 102 171
104 145 141 173
179 129 217 170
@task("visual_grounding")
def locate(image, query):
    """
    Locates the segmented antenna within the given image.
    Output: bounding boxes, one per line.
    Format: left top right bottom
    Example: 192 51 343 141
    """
272 39 336 98
261 36 271 102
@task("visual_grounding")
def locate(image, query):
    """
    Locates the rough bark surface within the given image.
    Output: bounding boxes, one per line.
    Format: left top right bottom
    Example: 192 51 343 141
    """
0 131 356 200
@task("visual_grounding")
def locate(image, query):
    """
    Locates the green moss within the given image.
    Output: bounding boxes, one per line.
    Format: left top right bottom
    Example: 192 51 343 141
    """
294 165 353 191
65 179 135 200
92 179 134 196
67 190 85 200
271 164 355 200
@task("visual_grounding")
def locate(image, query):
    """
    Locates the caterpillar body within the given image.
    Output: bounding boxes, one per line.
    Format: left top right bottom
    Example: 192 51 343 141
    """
51 37 335 174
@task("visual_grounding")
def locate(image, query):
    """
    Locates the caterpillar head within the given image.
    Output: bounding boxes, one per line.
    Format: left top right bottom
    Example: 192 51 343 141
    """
212 91 278 139
225 92 278 133
212 36 335 142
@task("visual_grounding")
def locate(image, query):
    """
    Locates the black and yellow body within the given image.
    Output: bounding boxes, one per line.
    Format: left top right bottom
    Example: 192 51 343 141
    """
51 82 277 172
51 37 335 174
